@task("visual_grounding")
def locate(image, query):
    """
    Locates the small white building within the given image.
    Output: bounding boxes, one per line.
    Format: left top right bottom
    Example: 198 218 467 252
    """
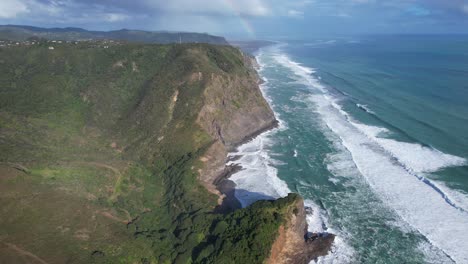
48 46 55 50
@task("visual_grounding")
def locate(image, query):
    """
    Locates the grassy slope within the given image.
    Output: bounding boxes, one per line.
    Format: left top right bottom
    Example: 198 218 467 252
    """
0 25 229 45
0 43 299 264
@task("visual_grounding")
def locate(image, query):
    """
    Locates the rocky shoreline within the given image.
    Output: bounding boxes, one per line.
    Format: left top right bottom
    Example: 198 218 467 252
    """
214 119 278 213
199 51 335 263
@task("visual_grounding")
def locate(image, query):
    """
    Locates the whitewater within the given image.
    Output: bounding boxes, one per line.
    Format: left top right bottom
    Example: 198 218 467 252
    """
227 45 468 263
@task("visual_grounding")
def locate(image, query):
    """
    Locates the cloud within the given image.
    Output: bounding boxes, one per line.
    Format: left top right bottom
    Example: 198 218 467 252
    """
287 9 304 18
160 0 272 17
350 0 374 3
104 13 129 22
0 0 29 18
0 0 276 26
406 6 431 17
68 0 272 18
383 0 468 17
464 5 468 14
1 0 467 35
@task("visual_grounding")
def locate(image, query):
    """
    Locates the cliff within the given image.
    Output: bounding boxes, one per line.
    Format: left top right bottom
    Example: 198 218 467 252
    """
266 195 335 264
196 51 277 203
192 51 334 263
193 194 334 263
0 42 331 263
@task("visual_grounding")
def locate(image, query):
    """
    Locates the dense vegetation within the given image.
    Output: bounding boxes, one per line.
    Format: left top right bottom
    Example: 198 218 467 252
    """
0 25 228 44
0 42 298 263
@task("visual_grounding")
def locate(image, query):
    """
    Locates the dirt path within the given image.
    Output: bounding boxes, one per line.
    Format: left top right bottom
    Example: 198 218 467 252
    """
2 242 49 264
76 161 122 177
74 161 124 199
98 211 128 224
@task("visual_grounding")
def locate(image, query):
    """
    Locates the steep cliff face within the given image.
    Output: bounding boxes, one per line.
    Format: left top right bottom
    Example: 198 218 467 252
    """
266 196 335 264
0 42 331 263
194 51 335 263
197 57 276 148
196 52 277 201
194 193 332 263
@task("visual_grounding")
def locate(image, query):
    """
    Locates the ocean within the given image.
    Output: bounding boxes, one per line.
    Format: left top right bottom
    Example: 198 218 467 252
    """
228 35 468 263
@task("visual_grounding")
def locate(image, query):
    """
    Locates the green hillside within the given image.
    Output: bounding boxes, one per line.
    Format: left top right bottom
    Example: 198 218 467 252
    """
0 42 300 263
0 25 229 45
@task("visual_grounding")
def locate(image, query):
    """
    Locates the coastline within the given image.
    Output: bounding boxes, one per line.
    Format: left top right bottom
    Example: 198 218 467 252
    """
214 47 279 212
212 47 337 262
214 119 279 213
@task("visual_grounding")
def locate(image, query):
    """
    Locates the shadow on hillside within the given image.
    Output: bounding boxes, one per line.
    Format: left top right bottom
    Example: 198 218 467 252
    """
215 179 275 214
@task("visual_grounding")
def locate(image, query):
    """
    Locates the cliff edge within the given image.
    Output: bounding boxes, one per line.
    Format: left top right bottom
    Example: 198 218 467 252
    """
267 195 335 264
196 50 277 204
0 41 332 263
192 48 335 263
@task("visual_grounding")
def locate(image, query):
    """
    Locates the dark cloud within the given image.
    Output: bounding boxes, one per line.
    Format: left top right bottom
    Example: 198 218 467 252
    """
0 0 467 37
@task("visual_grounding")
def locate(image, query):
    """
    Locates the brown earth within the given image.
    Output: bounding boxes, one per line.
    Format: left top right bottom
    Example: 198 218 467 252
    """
196 54 335 263
266 196 335 264
196 54 277 203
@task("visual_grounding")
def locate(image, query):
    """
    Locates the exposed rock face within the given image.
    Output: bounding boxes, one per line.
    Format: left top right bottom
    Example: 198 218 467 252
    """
197 57 276 148
196 51 335 262
267 195 335 264
197 53 277 200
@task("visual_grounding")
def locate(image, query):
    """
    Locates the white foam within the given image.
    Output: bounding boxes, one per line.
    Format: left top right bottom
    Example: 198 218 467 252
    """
273 53 327 90
432 180 468 213
227 133 290 207
356 103 375 114
304 199 357 264
334 103 468 212
305 200 356 264
313 236 356 264
227 52 290 207
228 49 356 264
304 199 327 233
350 121 466 173
418 241 456 264
304 40 337 47
271 52 468 263
228 50 351 262
311 93 468 263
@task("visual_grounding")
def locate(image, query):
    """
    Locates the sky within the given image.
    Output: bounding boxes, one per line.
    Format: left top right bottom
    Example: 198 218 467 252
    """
1 0 468 39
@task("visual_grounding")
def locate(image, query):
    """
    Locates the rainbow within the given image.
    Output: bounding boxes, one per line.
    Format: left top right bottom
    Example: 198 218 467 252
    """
222 0 256 38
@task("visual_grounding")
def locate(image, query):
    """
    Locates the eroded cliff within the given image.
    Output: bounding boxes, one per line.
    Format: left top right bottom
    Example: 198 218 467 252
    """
266 195 335 264
0 41 332 263
193 49 334 263
196 51 277 203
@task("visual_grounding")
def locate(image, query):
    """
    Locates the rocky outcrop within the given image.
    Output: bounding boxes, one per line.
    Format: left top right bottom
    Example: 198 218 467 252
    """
196 52 277 201
195 49 334 262
267 195 335 264
197 56 276 148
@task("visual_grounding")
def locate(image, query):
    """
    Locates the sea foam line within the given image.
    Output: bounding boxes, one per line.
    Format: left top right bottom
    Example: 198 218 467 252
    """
271 51 468 263
228 47 356 264
227 50 291 207
339 106 468 213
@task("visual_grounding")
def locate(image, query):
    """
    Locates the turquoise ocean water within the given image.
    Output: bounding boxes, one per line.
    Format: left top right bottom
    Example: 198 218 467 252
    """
228 36 468 263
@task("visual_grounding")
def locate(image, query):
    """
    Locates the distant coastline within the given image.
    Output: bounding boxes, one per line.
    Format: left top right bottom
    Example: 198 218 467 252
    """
0 24 229 45
229 40 277 54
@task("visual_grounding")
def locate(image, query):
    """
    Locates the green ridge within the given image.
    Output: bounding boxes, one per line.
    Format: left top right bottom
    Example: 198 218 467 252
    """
0 42 298 263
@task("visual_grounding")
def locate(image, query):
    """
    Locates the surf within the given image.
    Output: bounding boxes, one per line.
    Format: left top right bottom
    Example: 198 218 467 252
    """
272 49 468 263
227 51 356 263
